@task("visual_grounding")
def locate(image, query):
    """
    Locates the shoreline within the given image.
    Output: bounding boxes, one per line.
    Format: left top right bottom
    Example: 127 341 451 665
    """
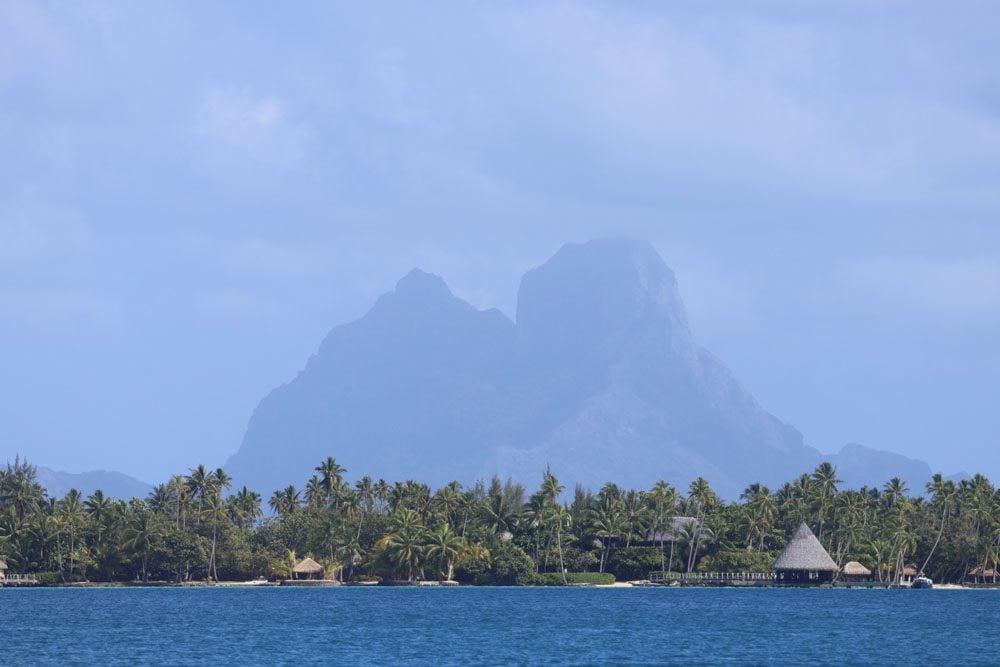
4 580 996 590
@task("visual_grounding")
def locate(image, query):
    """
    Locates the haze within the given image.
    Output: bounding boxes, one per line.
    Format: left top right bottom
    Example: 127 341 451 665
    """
1 2 998 484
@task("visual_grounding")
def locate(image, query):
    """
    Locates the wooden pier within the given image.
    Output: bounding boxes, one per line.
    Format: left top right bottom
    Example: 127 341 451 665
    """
1 574 40 586
648 571 775 587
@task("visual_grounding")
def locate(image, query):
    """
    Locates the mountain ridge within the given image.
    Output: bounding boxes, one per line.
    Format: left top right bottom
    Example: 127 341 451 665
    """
225 238 938 498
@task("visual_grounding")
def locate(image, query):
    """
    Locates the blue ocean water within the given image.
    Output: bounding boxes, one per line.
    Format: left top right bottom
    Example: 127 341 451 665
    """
3 587 998 665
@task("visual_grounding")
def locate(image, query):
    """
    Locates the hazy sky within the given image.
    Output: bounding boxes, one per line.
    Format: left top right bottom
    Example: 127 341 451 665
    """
2 1 998 484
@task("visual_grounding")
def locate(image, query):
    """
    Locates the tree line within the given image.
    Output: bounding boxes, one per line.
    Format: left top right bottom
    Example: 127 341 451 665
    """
0 456 997 584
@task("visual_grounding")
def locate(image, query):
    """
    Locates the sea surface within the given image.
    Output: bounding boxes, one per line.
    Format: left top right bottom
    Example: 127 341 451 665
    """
3 586 998 665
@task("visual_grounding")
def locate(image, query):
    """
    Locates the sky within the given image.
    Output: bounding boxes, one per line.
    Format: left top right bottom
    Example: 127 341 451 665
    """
1 1 998 484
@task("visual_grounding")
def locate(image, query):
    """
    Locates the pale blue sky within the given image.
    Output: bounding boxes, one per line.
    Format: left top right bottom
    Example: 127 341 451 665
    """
1 1 998 484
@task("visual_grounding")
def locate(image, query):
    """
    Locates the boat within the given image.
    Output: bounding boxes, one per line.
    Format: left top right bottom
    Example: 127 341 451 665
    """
911 576 933 589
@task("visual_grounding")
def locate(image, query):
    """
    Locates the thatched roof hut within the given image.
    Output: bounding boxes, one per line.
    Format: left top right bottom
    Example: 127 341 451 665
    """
293 557 325 580
642 517 701 544
773 523 839 584
968 566 998 581
841 561 872 579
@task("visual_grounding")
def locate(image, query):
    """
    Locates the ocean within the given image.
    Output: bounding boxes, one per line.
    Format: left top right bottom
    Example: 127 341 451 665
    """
3 587 998 665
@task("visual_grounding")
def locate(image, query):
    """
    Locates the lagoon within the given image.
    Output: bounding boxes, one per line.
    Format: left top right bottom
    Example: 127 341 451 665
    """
3 587 998 665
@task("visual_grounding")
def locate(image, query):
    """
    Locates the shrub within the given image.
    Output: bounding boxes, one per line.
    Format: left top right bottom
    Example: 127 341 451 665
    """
457 542 536 586
606 547 664 581
696 550 774 573
35 572 63 585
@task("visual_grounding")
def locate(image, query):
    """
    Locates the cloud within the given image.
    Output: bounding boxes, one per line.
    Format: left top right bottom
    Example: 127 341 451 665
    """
839 255 1000 323
0 288 123 337
194 85 307 171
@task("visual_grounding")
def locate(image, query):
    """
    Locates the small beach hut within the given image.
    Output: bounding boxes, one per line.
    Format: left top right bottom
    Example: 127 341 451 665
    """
840 561 872 582
968 566 998 584
773 523 839 584
899 564 918 585
292 557 325 580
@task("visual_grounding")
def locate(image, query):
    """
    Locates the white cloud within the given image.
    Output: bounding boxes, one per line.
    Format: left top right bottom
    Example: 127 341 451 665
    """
194 85 307 170
840 255 1000 323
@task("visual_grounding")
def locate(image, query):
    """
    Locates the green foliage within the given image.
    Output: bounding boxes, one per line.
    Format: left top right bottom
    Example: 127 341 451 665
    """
695 550 774 573
458 541 535 585
606 547 664 581
1 456 998 587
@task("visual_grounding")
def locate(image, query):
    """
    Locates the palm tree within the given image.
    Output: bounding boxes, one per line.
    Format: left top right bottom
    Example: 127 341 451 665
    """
57 489 85 577
538 470 569 580
686 478 717 572
84 490 113 547
305 475 325 509
211 468 232 499
269 486 301 518
386 527 424 581
315 457 346 507
811 462 841 542
621 490 649 548
202 494 227 581
186 465 212 524
921 474 956 575
589 497 624 573
424 523 465 581
229 487 262 529
124 509 162 583
548 503 572 584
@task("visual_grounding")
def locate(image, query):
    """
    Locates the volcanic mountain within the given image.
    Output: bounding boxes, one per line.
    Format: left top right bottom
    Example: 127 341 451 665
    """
225 239 914 497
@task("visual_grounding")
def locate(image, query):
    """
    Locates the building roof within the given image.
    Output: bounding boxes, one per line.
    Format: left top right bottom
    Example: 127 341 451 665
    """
773 523 839 572
643 516 700 543
293 557 324 574
969 566 997 577
842 561 872 576
0 559 6 570
902 564 918 576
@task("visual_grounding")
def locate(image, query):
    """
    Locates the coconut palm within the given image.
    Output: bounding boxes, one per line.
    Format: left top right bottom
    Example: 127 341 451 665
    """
315 457 346 507
424 523 465 580
269 486 301 518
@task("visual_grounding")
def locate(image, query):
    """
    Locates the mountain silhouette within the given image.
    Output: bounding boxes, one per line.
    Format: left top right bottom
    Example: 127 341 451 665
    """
226 238 928 497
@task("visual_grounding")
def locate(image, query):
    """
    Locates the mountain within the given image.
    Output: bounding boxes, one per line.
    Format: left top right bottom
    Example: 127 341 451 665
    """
226 238 921 498
825 443 934 491
36 467 153 500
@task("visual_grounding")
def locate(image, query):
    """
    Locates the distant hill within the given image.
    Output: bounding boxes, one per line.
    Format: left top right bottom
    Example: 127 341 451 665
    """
825 443 934 492
36 467 152 500
225 238 935 498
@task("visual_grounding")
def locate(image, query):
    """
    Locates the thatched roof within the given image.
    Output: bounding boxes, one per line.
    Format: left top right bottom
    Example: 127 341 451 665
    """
644 517 700 543
0 559 6 570
842 561 872 576
773 523 839 572
969 566 997 577
293 557 324 574
902 564 918 576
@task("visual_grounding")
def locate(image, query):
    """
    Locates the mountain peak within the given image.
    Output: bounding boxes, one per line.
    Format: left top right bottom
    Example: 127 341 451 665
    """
394 268 452 298
516 237 690 360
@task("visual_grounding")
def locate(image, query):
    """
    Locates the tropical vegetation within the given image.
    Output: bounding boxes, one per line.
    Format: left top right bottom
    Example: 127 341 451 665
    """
1 456 997 585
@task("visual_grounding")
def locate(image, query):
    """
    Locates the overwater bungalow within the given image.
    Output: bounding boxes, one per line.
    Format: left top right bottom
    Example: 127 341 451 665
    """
292 557 325 580
840 561 872 583
773 523 839 585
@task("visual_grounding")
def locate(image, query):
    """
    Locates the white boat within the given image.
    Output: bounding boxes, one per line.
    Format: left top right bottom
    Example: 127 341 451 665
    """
911 576 933 589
